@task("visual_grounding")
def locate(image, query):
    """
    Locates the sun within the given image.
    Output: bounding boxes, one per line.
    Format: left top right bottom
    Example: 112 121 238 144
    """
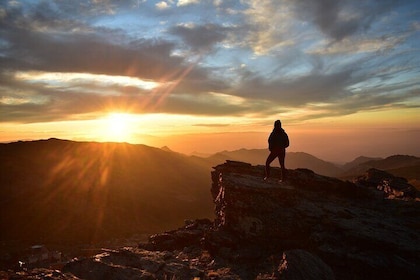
102 113 133 142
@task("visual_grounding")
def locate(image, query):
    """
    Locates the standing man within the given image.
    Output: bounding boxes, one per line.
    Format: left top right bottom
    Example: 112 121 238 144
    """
264 120 289 183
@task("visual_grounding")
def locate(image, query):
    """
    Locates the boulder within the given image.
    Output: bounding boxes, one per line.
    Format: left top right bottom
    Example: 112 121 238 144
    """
354 168 420 199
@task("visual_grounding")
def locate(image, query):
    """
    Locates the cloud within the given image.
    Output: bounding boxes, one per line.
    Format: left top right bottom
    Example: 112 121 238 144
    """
234 68 353 106
241 0 295 54
0 5 191 82
156 1 170 10
291 0 398 42
168 23 231 53
0 10 233 123
0 0 419 126
240 0 405 54
308 36 406 55
177 0 200 7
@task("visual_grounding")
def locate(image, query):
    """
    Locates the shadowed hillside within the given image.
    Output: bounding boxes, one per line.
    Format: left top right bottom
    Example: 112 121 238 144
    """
340 155 420 189
0 139 214 245
342 156 383 170
342 155 420 173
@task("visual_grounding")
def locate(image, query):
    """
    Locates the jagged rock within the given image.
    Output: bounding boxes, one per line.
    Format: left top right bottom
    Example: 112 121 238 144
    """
0 268 78 279
63 248 203 280
277 249 335 280
146 219 212 251
354 168 420 199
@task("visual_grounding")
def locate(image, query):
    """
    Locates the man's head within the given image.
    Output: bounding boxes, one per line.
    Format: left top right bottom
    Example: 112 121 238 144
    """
274 120 281 129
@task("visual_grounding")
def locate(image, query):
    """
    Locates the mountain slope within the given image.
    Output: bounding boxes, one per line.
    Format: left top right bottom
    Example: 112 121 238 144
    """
342 156 383 170
362 155 420 170
340 155 420 177
0 139 214 245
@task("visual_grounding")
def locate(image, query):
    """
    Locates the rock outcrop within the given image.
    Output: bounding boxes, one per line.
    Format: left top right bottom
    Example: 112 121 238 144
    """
208 161 420 279
3 161 420 279
354 167 419 200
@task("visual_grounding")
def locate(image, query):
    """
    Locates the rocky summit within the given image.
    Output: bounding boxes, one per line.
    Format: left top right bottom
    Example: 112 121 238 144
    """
3 161 420 280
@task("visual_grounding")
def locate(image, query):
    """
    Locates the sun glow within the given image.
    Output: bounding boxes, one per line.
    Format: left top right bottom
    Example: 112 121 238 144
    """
101 113 134 142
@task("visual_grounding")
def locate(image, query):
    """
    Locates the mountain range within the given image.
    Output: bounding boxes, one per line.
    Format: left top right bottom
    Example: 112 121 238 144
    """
1 138 419 249
340 155 420 182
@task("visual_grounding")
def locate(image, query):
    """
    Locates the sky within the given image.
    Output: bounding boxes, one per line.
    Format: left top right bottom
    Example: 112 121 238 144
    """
0 0 419 162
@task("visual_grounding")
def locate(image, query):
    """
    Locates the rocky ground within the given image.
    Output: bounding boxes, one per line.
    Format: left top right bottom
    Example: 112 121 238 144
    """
2 161 419 279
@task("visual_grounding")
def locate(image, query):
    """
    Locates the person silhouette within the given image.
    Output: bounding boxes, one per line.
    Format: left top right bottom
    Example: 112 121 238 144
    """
264 120 289 183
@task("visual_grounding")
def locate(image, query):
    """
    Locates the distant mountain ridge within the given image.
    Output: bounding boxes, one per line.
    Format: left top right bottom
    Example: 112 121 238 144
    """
342 156 383 170
340 155 420 187
343 155 420 171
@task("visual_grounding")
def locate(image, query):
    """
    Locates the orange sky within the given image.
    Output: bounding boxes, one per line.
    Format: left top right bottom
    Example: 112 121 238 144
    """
2 108 419 162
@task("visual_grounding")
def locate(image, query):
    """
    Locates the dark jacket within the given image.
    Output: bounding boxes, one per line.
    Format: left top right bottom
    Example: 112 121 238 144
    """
268 128 289 151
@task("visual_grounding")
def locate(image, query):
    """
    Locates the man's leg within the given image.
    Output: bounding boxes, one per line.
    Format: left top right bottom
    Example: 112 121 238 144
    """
278 149 286 181
265 151 277 179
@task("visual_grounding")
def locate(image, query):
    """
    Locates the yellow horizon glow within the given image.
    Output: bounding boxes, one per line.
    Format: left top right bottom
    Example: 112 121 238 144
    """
1 108 418 138
1 107 419 161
